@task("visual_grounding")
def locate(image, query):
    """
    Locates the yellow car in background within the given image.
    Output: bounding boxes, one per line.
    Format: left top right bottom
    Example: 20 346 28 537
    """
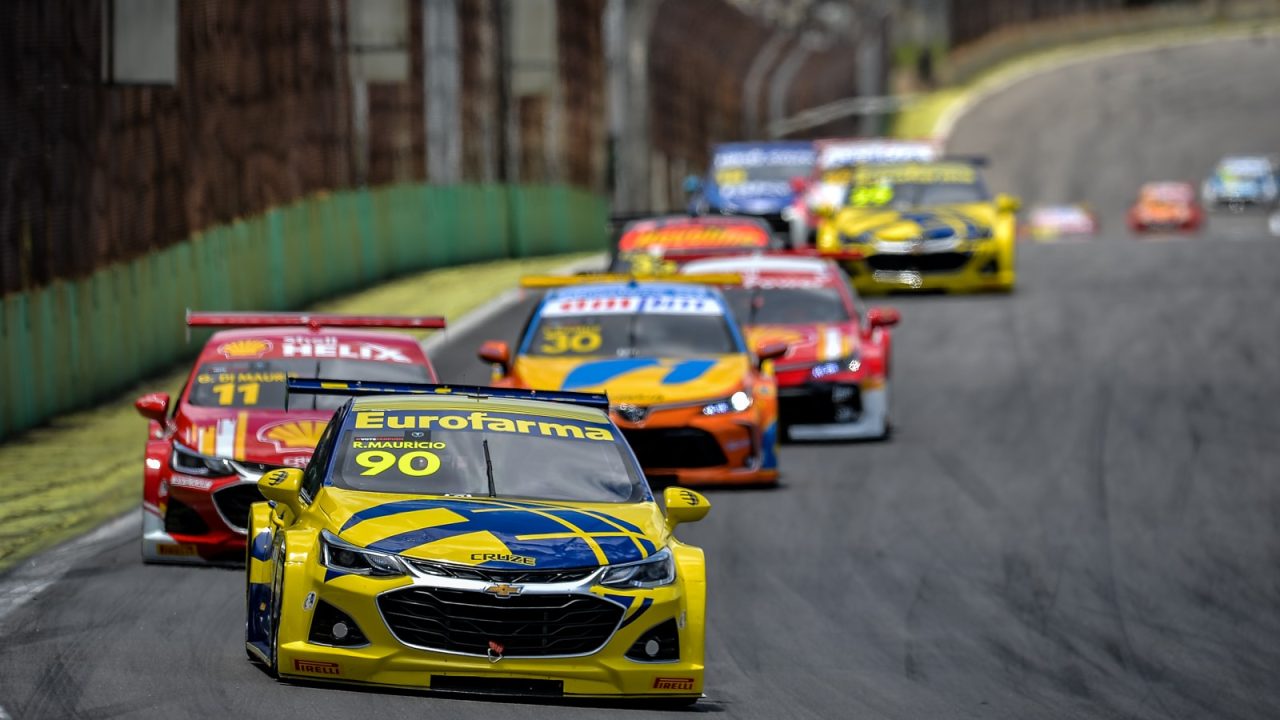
815 161 1019 293
246 380 711 704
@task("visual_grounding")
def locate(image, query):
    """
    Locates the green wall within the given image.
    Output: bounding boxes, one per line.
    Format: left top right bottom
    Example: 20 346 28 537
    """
0 183 607 441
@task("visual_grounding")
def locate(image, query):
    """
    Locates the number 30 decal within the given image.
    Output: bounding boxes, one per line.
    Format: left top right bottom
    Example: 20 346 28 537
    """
355 450 441 477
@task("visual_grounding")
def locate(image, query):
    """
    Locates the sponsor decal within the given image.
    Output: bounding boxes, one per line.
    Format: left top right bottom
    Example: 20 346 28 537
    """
352 410 617 442
678 489 701 506
157 543 199 557
619 225 768 252
282 456 309 468
170 476 214 491
303 592 316 611
258 420 326 453
471 553 535 566
265 469 291 486
217 339 272 359
483 583 523 599
653 677 696 691
487 640 505 663
281 336 411 364
293 659 340 675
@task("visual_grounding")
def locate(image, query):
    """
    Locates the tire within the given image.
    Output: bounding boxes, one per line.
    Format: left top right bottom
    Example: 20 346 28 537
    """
268 550 285 677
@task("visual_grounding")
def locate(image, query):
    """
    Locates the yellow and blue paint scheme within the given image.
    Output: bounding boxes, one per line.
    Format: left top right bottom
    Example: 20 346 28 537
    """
246 389 710 702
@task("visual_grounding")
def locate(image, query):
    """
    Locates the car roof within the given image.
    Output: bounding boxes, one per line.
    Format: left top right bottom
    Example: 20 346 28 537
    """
345 393 611 424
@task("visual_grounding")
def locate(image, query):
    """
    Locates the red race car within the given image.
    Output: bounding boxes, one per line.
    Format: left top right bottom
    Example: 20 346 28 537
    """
682 253 898 441
134 312 444 564
1128 182 1204 233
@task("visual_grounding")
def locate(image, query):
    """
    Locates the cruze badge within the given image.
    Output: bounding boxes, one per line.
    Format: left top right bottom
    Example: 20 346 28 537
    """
484 583 523 599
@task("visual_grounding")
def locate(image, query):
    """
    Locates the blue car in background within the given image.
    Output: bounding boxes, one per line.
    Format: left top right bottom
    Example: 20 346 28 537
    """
687 141 816 235
1201 155 1279 209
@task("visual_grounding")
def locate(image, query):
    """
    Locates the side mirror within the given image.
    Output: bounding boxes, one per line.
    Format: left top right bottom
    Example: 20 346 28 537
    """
135 393 170 423
259 468 305 525
477 340 511 371
664 486 710 532
866 307 900 329
683 175 703 195
996 193 1021 213
754 340 789 362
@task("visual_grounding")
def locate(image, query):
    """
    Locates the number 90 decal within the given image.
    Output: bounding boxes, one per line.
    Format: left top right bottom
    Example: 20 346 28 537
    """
355 450 441 477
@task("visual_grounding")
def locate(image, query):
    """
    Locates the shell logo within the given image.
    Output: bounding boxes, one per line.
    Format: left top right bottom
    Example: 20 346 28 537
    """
217 339 273 359
258 420 325 453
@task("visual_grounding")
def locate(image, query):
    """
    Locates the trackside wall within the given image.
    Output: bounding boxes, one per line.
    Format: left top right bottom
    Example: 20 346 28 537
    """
0 184 605 441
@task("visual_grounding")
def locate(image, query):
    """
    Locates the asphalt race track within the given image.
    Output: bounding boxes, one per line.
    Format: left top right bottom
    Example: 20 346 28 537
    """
3 35 1280 719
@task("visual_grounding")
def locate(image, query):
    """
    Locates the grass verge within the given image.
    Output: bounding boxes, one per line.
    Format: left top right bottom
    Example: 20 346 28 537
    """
891 17 1280 140
0 252 598 572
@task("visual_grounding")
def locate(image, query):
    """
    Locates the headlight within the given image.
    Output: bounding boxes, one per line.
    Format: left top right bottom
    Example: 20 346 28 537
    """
599 547 675 589
702 390 752 416
170 442 236 477
811 353 861 379
969 226 993 240
319 530 406 577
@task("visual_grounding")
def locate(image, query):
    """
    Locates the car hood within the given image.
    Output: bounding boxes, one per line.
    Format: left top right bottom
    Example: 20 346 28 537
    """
744 323 860 366
513 355 750 407
835 203 997 242
175 405 335 465
320 490 666 569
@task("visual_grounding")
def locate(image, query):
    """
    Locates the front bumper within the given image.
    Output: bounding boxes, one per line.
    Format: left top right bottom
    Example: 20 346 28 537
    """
258 551 705 699
142 474 264 564
836 239 1015 294
613 404 778 486
778 381 888 441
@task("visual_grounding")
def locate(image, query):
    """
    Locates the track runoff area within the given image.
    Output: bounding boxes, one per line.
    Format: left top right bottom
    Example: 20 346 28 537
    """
3 33 1280 720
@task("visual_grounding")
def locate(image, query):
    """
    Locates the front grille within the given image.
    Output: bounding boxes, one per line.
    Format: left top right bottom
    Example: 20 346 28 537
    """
779 383 862 425
163 498 209 536
407 561 597 585
378 588 624 657
867 252 971 273
623 428 728 469
212 483 263 532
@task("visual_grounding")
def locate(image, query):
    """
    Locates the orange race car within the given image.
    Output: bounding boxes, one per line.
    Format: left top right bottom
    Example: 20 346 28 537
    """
1127 182 1204 233
477 278 786 487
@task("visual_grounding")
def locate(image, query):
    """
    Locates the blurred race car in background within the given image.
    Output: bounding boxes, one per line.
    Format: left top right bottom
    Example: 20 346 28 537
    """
789 138 939 247
135 312 443 564
608 215 772 275
246 380 712 703
681 254 898 441
1023 204 1098 242
1128 182 1204 233
478 278 785 486
685 141 816 235
815 160 1018 293
1201 155 1279 209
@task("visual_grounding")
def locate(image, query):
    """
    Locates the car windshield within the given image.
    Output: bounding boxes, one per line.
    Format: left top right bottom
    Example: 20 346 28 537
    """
187 359 430 410
722 287 849 325
328 407 646 503
526 311 739 357
845 164 990 208
1218 158 1270 178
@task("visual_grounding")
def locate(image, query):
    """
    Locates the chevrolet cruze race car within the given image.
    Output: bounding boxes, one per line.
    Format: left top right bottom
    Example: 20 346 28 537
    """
681 254 899 441
815 161 1019 293
134 312 443 564
478 279 785 486
1201 155 1279 209
245 380 711 703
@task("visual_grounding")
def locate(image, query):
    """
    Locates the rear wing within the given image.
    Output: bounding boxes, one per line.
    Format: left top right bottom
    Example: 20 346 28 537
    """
286 378 610 411
187 311 446 331
519 273 742 289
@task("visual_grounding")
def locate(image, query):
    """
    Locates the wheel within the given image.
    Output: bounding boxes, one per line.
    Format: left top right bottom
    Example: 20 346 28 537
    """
268 550 285 677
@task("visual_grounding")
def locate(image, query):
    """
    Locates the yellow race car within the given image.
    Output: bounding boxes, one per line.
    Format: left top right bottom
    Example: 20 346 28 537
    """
815 161 1019 293
245 379 711 704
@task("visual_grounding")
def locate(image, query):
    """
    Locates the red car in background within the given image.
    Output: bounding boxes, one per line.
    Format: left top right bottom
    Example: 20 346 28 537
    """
608 214 773 275
681 253 898 441
1128 182 1204 233
134 312 444 564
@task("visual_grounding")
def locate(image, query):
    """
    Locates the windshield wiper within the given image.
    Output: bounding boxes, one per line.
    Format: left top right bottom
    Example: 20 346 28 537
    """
481 437 497 498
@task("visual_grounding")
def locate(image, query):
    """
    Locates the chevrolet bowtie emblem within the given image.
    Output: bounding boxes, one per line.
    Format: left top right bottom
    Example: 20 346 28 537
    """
484 583 523 599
